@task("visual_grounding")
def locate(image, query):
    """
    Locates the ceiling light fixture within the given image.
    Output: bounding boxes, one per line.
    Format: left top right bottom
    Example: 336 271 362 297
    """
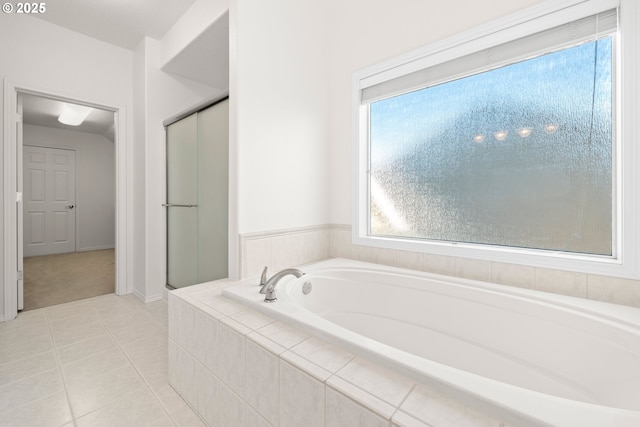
473 134 486 143
544 123 558 134
58 103 93 126
493 130 508 141
517 127 533 138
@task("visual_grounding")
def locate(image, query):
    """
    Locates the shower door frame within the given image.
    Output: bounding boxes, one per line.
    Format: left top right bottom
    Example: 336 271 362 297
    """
164 92 230 290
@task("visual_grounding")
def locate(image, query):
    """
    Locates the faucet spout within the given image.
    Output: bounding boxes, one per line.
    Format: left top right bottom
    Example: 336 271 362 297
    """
259 268 304 302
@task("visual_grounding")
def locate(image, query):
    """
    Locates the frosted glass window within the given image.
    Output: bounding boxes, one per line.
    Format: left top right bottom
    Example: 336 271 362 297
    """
369 38 613 256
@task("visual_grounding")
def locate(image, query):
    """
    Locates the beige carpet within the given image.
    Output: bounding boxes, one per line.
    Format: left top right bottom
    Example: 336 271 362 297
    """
23 249 115 311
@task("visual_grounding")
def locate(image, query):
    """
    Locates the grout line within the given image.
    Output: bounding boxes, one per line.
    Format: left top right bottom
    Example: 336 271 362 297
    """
100 304 176 426
6 292 172 426
0 366 61 417
44 305 80 427
44 296 172 426
390 383 417 425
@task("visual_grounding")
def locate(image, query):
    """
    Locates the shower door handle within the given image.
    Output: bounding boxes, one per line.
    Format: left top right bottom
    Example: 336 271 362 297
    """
162 203 198 208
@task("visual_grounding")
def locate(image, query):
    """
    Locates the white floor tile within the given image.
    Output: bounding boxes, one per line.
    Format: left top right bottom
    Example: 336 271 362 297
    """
0 333 53 365
96 300 145 321
67 364 147 417
102 309 154 331
0 391 72 427
50 319 107 348
170 404 207 427
120 335 168 367
1 294 175 427
145 301 169 327
150 378 188 414
61 346 129 389
148 415 178 427
56 334 120 365
46 301 96 322
85 293 126 311
136 355 169 384
0 368 64 414
109 319 166 345
0 350 57 387
0 318 50 344
75 388 166 427
0 310 47 333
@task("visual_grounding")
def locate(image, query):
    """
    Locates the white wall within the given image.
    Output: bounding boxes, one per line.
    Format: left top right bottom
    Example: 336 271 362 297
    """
0 13 134 320
232 0 331 234
2 0 587 320
161 0 229 68
132 36 148 303
134 35 223 302
23 125 115 251
309 0 638 308
231 0 546 232
326 0 546 224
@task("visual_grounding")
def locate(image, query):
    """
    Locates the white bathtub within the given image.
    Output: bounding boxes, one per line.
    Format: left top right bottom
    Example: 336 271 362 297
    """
223 258 640 426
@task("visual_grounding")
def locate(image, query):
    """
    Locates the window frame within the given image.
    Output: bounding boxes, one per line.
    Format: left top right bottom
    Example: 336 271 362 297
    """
352 0 640 279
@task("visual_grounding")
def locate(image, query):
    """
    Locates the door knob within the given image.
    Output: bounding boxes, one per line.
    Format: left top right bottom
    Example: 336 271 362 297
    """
66 205 75 209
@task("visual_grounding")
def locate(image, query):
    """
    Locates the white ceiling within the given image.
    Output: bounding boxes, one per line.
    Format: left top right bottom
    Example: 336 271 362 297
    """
162 10 230 88
22 94 115 141
24 0 229 138
33 0 198 50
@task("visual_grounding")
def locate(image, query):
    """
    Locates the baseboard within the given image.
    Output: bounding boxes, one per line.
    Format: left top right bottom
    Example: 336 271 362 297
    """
77 245 115 252
131 288 164 304
144 293 164 303
131 288 145 303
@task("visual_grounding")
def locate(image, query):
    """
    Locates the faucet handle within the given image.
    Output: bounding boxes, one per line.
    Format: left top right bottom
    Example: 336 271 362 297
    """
259 266 268 286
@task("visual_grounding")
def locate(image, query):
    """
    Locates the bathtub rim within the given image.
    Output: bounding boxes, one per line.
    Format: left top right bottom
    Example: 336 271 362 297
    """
280 258 640 330
222 257 640 427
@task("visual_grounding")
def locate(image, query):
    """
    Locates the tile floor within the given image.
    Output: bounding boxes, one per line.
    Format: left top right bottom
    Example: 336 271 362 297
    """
0 293 205 427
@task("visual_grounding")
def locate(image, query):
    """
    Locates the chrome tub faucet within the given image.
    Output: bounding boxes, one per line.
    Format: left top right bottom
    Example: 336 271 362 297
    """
259 267 304 302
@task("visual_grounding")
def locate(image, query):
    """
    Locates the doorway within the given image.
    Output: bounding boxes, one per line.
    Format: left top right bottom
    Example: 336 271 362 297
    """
20 93 116 311
2 81 127 321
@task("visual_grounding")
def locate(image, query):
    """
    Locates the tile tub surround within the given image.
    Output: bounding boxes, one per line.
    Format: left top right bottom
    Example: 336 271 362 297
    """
168 282 511 427
328 225 640 308
240 225 331 279
239 225 640 309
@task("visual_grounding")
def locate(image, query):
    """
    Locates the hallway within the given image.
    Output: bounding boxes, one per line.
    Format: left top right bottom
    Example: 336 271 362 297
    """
23 250 115 311
0 294 204 426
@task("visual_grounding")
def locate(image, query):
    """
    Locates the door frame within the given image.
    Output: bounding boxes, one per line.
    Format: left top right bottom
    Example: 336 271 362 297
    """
3 80 129 321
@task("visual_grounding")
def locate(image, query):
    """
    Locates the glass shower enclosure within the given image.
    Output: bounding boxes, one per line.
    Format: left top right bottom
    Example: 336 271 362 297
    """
165 98 229 289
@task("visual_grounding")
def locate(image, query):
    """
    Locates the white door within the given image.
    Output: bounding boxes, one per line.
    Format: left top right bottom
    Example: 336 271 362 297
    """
23 146 76 257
